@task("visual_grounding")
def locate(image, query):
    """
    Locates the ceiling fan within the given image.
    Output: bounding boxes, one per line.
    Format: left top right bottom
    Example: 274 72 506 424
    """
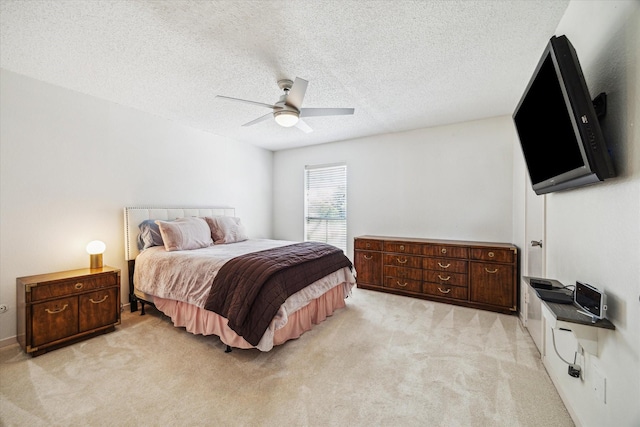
216 77 354 133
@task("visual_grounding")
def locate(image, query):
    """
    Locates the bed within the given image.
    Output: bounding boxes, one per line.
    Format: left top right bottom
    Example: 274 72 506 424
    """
124 207 356 351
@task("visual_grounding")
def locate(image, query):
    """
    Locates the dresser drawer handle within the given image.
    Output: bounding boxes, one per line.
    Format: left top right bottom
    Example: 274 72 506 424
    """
399 245 405 251
45 304 68 314
485 268 499 274
364 255 373 260
396 281 408 287
441 248 447 254
437 275 451 281
365 243 371 248
397 257 408 264
75 283 84 290
90 295 109 304
438 262 451 269
437 287 451 294
488 252 495 258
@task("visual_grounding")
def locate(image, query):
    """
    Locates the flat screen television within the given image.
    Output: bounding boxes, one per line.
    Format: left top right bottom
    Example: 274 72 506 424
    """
513 35 615 195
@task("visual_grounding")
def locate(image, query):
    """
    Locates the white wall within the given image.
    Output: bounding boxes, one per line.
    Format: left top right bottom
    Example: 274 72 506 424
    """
515 1 639 425
0 69 273 344
273 116 515 259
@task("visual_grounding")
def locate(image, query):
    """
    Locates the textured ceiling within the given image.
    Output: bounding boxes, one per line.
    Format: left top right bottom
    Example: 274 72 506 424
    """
0 0 569 151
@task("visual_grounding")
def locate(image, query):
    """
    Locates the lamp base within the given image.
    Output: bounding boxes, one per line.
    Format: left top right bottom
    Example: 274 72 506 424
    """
90 254 103 269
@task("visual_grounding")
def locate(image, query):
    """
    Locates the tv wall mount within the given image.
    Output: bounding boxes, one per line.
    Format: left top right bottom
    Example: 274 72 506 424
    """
592 92 607 118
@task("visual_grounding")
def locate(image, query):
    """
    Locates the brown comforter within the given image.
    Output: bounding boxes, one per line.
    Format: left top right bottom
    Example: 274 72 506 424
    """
204 242 352 346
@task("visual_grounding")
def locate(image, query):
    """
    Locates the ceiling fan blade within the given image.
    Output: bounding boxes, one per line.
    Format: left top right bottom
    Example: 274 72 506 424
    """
285 77 308 110
295 119 313 133
242 112 273 127
299 107 355 117
216 95 279 110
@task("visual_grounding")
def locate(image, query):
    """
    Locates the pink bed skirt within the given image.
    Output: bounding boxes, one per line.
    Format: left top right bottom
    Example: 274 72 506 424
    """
153 284 347 350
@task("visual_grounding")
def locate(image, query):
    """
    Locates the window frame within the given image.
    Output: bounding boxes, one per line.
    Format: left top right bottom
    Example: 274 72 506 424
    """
303 162 347 252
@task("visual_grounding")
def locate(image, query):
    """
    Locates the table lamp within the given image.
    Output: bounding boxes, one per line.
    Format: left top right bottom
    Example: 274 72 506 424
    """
86 240 106 269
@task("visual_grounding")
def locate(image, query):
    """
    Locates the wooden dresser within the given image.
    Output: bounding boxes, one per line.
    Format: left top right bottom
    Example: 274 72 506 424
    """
17 266 121 356
354 236 518 314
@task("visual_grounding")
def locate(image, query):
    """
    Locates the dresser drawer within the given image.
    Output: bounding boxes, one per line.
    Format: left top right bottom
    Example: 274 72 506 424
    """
30 274 117 302
423 257 468 273
384 265 422 281
422 283 468 300
384 276 422 293
470 248 515 263
424 270 468 286
384 253 422 268
354 250 383 286
423 244 468 259
355 239 383 251
384 241 422 255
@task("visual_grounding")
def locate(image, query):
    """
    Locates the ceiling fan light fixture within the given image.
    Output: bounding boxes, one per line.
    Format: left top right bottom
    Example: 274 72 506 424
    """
274 110 299 127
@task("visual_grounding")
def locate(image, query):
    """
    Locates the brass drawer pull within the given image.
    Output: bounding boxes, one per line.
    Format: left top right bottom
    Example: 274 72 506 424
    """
438 262 451 269
437 275 451 281
75 283 84 290
396 281 408 287
397 257 408 264
90 295 109 304
364 255 373 260
365 243 371 248
488 252 495 258
45 304 68 314
485 268 499 274
437 287 451 294
441 248 447 254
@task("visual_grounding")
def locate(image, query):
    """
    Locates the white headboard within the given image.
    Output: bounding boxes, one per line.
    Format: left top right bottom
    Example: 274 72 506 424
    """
123 207 235 260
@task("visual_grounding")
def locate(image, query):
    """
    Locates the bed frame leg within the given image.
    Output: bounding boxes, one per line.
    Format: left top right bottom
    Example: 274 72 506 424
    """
140 301 146 316
225 345 232 353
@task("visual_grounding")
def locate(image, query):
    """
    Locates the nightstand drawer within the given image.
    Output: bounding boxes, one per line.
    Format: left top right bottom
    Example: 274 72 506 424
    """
31 296 79 347
30 274 117 301
80 288 119 332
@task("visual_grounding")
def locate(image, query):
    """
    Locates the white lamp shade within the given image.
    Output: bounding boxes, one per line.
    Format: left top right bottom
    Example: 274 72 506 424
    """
86 240 106 255
274 111 299 127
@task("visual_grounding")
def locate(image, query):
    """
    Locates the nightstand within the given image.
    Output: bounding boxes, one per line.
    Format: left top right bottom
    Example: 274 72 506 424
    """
17 266 121 356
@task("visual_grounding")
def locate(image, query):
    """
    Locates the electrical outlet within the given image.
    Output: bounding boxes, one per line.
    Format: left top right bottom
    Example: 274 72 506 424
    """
592 365 606 403
0 304 7 314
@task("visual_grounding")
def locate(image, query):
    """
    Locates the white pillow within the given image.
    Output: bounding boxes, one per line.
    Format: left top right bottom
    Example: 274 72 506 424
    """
204 216 248 244
155 217 213 251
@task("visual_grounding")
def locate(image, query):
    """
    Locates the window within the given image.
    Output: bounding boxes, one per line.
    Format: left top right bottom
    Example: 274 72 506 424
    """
304 163 347 252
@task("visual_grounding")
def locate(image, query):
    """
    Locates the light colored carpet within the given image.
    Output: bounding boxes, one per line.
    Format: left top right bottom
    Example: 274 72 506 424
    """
0 288 573 426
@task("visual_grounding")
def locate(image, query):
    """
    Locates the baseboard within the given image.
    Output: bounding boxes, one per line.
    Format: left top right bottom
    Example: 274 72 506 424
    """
0 335 18 349
543 356 583 427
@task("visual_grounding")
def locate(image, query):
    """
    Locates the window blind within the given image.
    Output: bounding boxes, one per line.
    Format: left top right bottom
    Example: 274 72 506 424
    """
304 163 347 252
